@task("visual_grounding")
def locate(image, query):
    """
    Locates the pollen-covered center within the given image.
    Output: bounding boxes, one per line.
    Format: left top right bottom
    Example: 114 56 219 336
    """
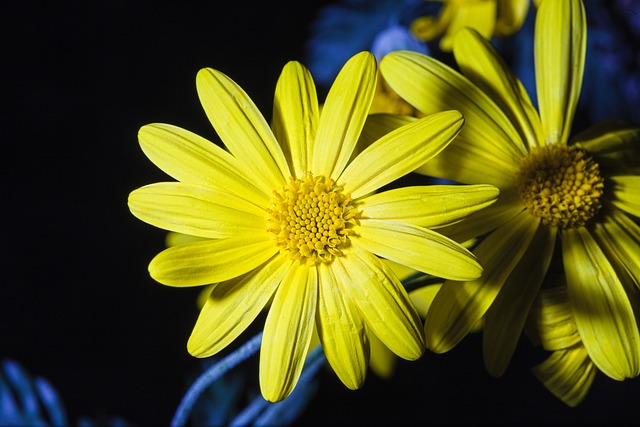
267 172 356 265
517 144 604 228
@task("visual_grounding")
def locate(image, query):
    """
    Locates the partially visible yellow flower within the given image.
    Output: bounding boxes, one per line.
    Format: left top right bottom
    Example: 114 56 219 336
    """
129 52 500 401
530 286 597 407
411 0 532 51
382 0 640 381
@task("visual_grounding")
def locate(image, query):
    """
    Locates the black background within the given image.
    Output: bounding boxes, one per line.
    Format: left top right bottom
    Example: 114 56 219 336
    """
3 1 638 425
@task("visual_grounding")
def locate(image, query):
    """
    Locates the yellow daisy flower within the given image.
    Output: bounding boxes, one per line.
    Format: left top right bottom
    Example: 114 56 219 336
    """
529 285 597 407
128 51 500 401
381 0 640 380
411 0 532 51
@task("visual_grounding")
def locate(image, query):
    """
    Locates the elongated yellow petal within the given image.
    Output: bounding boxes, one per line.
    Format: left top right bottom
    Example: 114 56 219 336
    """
339 110 464 199
149 235 277 287
357 184 499 229
334 247 425 360
563 227 640 380
609 176 640 218
316 262 369 390
260 263 318 402
128 182 266 238
196 68 290 192
453 28 542 150
425 211 540 353
356 220 482 281
138 124 270 206
272 61 319 178
532 346 597 407
312 51 377 179
572 121 640 172
483 222 556 377
381 51 525 165
533 286 582 351
535 0 586 145
356 113 416 157
187 254 291 357
440 0 495 51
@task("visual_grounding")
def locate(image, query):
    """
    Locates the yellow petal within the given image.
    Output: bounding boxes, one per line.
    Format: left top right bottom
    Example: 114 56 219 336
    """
495 0 530 36
187 254 291 357
381 51 526 167
440 0 495 51
196 68 290 192
149 235 277 287
260 263 317 402
562 227 640 380
572 121 640 172
532 346 597 407
272 61 319 178
138 124 270 206
453 28 542 151
334 247 425 360
312 51 377 179
535 0 586 145
368 331 396 379
532 286 582 351
425 211 540 353
356 113 416 157
316 262 369 390
409 284 443 319
593 207 640 287
128 182 266 239
357 184 499 229
356 219 483 281
339 110 464 199
483 221 556 377
609 176 640 218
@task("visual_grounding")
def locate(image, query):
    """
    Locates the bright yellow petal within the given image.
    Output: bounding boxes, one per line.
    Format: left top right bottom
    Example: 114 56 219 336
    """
196 68 290 191
440 0 496 51
187 254 291 357
535 0 586 145
562 227 640 380
334 247 425 360
149 235 277 287
272 61 319 179
356 220 483 281
381 51 526 167
128 182 266 238
409 284 443 319
593 207 640 287
533 286 582 351
339 110 464 199
312 51 377 179
425 211 540 353
260 263 318 402
532 346 597 408
316 262 369 390
453 28 543 150
138 124 270 206
572 121 640 172
483 221 556 377
356 113 416 157
495 0 530 36
357 184 499 229
609 176 640 218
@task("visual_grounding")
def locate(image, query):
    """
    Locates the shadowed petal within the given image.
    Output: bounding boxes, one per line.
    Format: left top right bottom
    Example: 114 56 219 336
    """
609 176 640 218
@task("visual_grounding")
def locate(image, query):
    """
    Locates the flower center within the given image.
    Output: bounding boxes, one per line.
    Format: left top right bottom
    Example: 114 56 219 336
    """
517 144 604 228
267 172 356 265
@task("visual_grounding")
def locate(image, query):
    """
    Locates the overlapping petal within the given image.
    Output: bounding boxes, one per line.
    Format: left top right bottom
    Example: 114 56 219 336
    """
149 235 277 287
535 0 586 145
338 110 464 199
609 176 640 218
260 263 317 402
356 220 482 281
593 208 640 288
572 121 640 172
138 124 270 206
316 263 369 390
439 0 496 51
333 247 424 360
128 182 266 238
425 211 540 353
533 287 582 351
357 184 499 229
563 227 640 380
196 68 291 191
272 61 319 178
187 255 291 357
312 51 376 179
495 0 530 36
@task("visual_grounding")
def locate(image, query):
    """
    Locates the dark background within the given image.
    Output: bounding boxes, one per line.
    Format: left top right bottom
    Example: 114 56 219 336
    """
3 1 638 425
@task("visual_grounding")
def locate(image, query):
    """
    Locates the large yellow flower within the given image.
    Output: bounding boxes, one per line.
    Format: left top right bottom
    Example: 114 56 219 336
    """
411 0 532 51
381 0 640 381
128 52 500 401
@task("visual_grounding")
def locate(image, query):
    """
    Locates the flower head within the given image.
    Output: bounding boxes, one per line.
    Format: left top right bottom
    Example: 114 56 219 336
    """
129 52 499 401
381 0 640 385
